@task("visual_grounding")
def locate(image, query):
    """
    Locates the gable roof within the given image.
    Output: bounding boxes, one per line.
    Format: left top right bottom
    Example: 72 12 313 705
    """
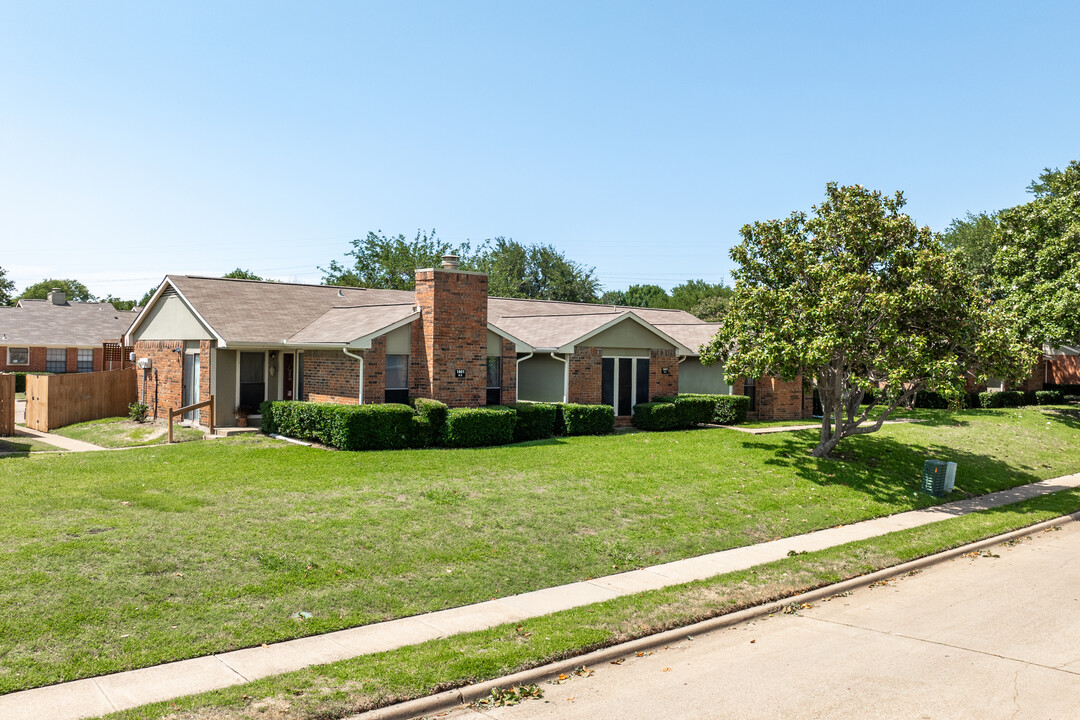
128 276 415 346
127 276 721 355
0 300 138 347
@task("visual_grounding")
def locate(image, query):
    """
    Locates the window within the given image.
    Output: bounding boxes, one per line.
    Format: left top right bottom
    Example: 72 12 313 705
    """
6 347 28 366
238 351 266 412
744 377 757 411
77 349 93 373
385 354 409 404
46 348 66 373
486 356 502 406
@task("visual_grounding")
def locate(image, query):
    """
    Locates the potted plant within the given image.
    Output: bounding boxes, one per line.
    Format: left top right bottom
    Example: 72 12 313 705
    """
234 405 250 427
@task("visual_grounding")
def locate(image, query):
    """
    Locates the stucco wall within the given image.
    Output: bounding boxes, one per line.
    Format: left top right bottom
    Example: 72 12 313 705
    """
678 358 730 395
517 353 565 402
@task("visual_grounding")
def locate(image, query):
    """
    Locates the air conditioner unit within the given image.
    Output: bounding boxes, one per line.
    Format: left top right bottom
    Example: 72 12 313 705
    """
136 358 152 369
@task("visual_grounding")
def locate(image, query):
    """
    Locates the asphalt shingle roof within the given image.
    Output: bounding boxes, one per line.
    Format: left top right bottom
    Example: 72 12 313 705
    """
0 300 138 346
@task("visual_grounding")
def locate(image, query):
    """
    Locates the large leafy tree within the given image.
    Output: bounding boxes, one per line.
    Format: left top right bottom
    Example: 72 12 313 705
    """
17 278 94 303
0 267 14 305
940 211 999 287
321 230 473 290
702 183 1033 458
993 161 1080 347
601 284 670 308
474 238 600 302
222 268 263 280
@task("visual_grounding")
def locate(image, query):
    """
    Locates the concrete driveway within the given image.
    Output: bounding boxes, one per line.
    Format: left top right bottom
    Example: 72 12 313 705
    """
449 521 1080 720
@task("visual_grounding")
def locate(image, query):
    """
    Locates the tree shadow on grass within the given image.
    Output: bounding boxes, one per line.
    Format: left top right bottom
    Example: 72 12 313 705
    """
739 430 1043 509
1043 407 1080 432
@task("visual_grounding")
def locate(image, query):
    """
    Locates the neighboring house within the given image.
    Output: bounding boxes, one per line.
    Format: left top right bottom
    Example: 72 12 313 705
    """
1045 345 1080 386
125 258 813 428
0 289 139 375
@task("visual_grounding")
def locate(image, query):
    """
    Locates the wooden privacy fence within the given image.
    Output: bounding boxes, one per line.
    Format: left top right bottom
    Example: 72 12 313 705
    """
26 368 137 432
168 396 214 443
0 374 13 436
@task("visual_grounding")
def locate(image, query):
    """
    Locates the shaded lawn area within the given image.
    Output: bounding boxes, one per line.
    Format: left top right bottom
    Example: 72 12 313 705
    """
51 416 205 447
1 407 1079 693
0 436 61 454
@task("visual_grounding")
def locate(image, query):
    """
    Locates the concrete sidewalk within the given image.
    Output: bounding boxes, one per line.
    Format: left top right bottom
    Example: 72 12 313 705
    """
448 517 1080 720
13 425 106 452
3 472 1079 720
720 418 924 435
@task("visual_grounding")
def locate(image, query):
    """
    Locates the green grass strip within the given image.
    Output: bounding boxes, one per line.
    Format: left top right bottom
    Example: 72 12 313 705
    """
98 486 1080 720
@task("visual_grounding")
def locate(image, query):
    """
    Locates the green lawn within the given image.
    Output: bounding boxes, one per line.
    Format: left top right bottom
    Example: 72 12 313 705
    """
0 436 61 454
102 487 1080 720
51 416 205 447
1 407 1079 695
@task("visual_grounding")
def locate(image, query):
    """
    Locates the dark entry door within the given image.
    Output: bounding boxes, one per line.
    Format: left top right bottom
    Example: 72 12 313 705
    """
617 358 633 416
182 352 200 423
283 353 295 401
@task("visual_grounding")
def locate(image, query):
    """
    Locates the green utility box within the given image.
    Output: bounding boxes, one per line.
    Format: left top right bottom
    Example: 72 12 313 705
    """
922 460 957 497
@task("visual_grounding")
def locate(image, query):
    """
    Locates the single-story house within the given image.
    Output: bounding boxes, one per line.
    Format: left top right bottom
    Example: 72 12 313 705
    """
125 258 813 427
0 289 139 374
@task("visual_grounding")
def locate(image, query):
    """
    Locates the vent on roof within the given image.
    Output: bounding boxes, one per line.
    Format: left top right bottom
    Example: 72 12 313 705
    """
337 289 345 297
441 254 460 269
48 288 66 305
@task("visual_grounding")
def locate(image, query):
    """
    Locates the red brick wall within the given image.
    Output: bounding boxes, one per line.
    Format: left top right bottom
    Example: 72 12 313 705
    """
1012 357 1046 392
198 341 212 426
500 338 517 405
134 340 184 421
363 336 386 403
0 346 45 372
412 268 488 408
734 375 811 421
1048 355 1080 385
65 348 78 373
302 349 360 405
649 349 678 401
567 346 602 404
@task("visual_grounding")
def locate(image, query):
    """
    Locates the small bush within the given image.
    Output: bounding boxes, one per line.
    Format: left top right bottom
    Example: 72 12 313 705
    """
978 391 1004 409
411 398 448 446
258 400 277 434
999 390 1023 408
913 390 949 409
444 406 516 448
560 403 615 436
713 395 751 425
632 402 680 430
128 402 149 423
1035 389 1064 405
507 402 558 442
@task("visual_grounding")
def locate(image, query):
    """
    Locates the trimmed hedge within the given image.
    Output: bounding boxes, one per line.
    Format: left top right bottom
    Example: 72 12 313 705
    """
411 398 448 447
260 400 415 450
444 406 516 448
561 403 615 436
1035 389 1064 405
913 390 949 409
507 402 558 442
712 395 751 425
978 390 1023 409
632 402 680 430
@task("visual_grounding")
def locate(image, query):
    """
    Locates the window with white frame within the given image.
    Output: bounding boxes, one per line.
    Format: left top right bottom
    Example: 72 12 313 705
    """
77 349 94 372
46 348 66 373
385 354 409 404
6 347 29 366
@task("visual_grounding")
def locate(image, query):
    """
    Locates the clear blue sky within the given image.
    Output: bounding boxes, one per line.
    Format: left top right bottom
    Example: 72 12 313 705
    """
2 1 1077 301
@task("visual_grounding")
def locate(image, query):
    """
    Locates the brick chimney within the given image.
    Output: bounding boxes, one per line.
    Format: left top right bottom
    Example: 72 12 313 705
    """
47 288 66 305
411 255 488 407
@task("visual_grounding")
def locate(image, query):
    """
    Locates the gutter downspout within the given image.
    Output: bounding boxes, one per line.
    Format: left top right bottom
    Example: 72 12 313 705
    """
515 352 533 402
343 347 364 404
550 352 569 404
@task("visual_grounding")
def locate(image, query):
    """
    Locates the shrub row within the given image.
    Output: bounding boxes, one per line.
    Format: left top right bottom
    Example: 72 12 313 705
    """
632 394 750 431
260 399 615 451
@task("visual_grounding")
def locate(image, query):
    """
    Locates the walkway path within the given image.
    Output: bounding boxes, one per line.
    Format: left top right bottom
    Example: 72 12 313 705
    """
12 425 106 452
719 418 923 435
3 472 1080 720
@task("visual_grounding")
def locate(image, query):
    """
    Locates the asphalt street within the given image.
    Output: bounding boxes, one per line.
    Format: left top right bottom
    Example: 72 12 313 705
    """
445 521 1080 720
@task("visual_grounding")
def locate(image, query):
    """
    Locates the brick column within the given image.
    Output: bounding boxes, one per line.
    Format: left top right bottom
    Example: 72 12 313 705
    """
413 266 488 407
500 338 517 405
364 336 387 404
649 348 678 401
567 347 602 404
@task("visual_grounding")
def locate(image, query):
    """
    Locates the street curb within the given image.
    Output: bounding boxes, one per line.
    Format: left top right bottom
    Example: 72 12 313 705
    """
349 511 1080 720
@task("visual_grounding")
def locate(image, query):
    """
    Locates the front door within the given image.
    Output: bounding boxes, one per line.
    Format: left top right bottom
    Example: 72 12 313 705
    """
601 356 651 416
282 353 295 401
182 352 200 423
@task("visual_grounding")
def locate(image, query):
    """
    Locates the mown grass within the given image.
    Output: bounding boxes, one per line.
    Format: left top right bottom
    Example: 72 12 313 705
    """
100 486 1080 720
0 436 62 454
52 416 205 447
1 407 1079 695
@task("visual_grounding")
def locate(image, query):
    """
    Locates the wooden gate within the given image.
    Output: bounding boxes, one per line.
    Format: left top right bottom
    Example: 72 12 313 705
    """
0 374 13 436
26 368 137 432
